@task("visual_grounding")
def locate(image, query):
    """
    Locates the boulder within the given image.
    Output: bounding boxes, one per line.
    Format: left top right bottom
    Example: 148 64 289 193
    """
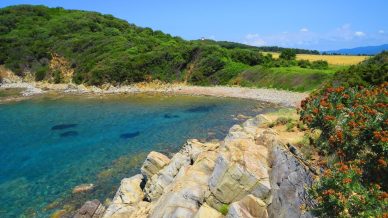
267 145 315 218
224 125 254 145
148 151 218 218
186 139 219 161
141 151 170 180
103 174 145 218
226 195 268 218
144 150 191 201
208 137 271 206
194 203 223 218
112 174 144 205
75 200 105 218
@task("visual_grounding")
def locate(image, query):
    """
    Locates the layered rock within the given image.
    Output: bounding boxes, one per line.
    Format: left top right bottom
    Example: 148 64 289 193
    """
98 114 315 218
268 144 316 218
226 195 268 218
103 174 148 218
141 151 171 180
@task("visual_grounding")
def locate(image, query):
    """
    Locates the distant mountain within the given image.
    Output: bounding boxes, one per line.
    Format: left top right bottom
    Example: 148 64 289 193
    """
325 44 388 55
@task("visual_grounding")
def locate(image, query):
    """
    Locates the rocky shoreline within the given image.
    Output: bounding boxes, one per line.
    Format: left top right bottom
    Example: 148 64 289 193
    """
72 114 316 218
0 81 307 107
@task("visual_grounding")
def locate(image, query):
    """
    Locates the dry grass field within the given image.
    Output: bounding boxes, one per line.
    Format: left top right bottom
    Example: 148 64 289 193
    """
263 52 370 65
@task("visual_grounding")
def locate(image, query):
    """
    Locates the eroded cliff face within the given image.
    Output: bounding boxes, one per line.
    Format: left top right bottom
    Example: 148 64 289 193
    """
75 115 315 218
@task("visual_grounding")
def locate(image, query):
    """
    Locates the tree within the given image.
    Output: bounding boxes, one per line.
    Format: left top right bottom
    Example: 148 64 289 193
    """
279 49 296 60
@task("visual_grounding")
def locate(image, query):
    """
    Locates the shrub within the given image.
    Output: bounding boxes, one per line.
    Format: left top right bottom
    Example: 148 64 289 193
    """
332 51 388 87
300 83 388 217
298 59 311 68
279 48 296 60
300 83 387 186
311 60 329 70
35 66 48 81
219 204 229 215
286 122 295 132
275 117 292 125
310 161 387 217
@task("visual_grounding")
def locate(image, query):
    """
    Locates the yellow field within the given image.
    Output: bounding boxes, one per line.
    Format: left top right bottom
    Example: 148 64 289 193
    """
263 52 370 65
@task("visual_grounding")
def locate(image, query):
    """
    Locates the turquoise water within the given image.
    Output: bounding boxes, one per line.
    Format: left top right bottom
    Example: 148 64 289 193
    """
0 94 270 217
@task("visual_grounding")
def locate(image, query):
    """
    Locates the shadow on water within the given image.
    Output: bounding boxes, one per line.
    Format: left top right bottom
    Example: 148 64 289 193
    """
120 131 140 139
163 113 180 119
51 124 78 130
60 131 79 137
184 105 217 113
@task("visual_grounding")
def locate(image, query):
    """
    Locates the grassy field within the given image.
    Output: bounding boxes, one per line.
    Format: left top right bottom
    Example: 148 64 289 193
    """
264 52 370 65
232 65 342 92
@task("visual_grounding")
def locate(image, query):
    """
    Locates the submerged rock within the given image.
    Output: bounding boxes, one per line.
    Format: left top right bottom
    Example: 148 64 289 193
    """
74 199 105 218
60 131 79 137
72 183 95 194
120 131 140 139
51 123 77 130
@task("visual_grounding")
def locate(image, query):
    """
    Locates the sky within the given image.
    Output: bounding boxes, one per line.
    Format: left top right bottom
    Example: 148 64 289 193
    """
1 0 387 51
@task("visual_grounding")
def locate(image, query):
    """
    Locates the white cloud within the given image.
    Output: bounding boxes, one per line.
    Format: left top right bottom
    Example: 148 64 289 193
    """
354 31 365 37
245 33 259 39
244 33 266 46
300 28 309 32
242 24 388 50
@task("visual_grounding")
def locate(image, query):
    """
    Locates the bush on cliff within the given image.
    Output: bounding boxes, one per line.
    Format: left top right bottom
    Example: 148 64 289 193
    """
299 83 388 217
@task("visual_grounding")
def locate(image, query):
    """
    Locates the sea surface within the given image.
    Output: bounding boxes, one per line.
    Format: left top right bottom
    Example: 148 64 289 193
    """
0 93 273 217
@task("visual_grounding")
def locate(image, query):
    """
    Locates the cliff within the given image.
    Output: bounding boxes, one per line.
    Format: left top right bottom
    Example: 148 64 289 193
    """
74 114 316 218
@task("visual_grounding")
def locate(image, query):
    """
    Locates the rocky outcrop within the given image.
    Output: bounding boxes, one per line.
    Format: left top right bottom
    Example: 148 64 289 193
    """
98 114 315 218
141 151 171 180
268 144 316 218
103 174 148 218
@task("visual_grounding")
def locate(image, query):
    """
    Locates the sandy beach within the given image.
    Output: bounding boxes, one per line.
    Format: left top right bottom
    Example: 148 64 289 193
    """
0 81 308 107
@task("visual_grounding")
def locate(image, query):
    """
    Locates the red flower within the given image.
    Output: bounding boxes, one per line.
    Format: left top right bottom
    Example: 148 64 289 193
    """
342 178 352 184
377 159 387 167
323 189 335 196
324 115 335 121
338 163 349 172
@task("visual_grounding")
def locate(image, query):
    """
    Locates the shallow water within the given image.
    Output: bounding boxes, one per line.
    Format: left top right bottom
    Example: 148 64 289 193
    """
0 93 273 217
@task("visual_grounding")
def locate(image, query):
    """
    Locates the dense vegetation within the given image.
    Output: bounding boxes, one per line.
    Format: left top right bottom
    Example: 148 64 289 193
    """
332 51 388 87
0 5 330 90
299 53 388 217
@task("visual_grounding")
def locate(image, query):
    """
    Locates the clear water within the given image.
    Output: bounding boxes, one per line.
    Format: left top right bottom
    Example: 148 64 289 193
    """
0 93 271 217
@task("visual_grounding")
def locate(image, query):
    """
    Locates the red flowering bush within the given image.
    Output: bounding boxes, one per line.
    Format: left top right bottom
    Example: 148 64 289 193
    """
300 82 388 217
310 161 387 217
300 82 388 186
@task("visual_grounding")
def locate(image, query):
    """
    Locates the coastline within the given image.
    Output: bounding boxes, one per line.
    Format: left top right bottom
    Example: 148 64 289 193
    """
0 81 308 107
69 114 316 218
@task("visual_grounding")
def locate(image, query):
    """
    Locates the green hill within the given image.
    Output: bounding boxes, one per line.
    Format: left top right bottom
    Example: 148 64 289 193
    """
1 5 371 91
0 5 271 85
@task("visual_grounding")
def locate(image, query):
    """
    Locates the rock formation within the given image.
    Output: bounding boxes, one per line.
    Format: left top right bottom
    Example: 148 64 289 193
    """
79 114 315 218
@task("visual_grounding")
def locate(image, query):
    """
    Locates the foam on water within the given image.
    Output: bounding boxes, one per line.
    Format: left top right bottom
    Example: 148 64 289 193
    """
0 94 272 217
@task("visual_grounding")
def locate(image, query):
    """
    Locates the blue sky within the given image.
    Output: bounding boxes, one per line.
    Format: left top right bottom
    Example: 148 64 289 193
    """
1 0 387 50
